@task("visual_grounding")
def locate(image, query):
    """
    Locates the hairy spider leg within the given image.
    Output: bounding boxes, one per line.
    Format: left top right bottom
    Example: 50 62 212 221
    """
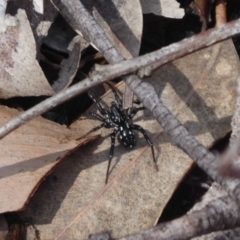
89 112 105 122
87 123 106 134
128 107 145 120
105 82 123 108
88 91 108 116
90 112 113 130
130 124 159 171
105 128 119 184
81 113 111 140
77 122 106 140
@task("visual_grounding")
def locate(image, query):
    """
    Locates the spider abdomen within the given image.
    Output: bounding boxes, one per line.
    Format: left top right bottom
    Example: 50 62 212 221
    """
119 127 136 149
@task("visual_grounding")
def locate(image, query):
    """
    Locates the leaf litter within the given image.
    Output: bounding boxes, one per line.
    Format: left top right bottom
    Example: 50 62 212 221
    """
0 0 239 239
0 10 54 99
19 37 239 239
0 105 98 213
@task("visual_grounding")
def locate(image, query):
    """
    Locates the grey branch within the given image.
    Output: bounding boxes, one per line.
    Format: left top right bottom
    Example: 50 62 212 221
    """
52 0 124 64
192 228 240 240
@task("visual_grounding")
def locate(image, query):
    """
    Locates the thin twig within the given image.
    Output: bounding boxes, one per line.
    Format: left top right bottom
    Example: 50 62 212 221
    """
52 0 124 63
215 0 227 27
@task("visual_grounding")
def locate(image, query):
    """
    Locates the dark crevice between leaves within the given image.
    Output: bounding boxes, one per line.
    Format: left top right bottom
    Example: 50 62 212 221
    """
159 131 231 223
4 212 40 240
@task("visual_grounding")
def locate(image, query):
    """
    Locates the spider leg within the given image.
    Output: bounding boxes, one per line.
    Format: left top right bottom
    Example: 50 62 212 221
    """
88 91 108 115
130 124 158 171
128 107 145 119
105 129 118 184
105 82 123 108
89 112 105 122
77 123 105 140
88 123 106 134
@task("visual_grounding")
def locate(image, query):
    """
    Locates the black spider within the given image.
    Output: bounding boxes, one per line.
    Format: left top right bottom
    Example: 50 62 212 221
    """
87 83 158 184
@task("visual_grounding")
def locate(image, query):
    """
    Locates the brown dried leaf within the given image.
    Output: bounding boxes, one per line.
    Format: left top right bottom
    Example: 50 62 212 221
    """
51 35 81 92
6 0 58 48
33 0 44 14
0 9 54 99
81 0 142 58
1 6 81 96
157 40 237 144
0 105 98 213
140 0 184 18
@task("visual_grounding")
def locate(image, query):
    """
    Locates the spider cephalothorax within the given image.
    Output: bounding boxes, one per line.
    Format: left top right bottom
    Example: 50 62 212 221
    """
88 83 158 183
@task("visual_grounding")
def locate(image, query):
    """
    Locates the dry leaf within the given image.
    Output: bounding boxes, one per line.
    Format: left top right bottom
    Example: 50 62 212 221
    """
0 9 54 98
33 0 43 14
80 0 143 58
51 35 81 92
1 6 81 96
156 40 237 143
140 0 184 18
0 105 98 213
37 14 83 93
6 0 58 48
